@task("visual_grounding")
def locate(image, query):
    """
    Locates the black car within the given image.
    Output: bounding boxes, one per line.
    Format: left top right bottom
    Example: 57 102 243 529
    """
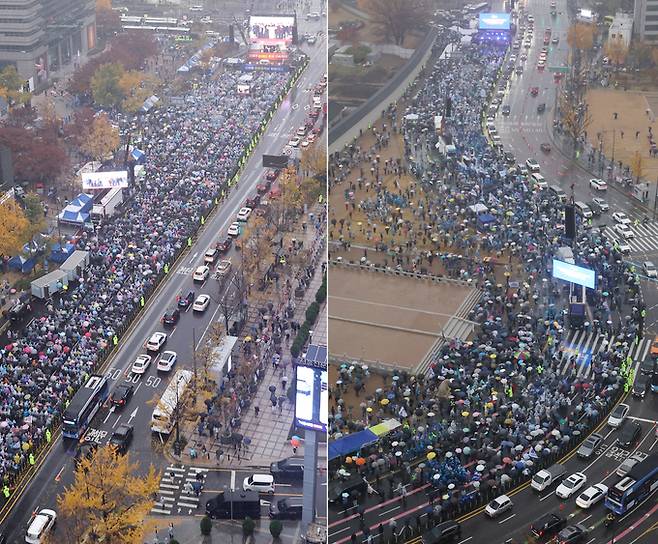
245 195 260 209
531 513 567 541
216 238 232 254
618 421 642 448
162 307 180 325
588 201 602 216
537 103 546 113
110 383 134 407
502 105 511 115
110 423 134 454
576 432 602 459
639 358 655 376
632 373 649 398
556 523 587 544
269 497 303 520
270 456 305 483
177 290 195 308
420 521 461 544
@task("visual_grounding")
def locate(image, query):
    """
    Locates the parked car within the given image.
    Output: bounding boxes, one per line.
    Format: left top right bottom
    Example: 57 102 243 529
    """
243 474 275 494
109 423 133 454
575 484 607 508
227 222 241 237
145 332 167 352
193 265 210 282
618 421 642 448
589 178 607 191
204 248 218 264
162 307 180 325
485 494 513 518
110 384 134 407
555 472 587 499
216 238 232 254
131 354 152 374
193 294 211 313
608 403 629 428
576 433 602 459
157 350 177 372
555 523 587 544
178 290 195 308
616 452 648 477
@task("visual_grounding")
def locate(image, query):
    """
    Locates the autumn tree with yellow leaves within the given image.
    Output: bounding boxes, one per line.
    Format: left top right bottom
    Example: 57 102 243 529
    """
80 113 120 161
56 445 159 544
240 214 276 293
0 199 30 257
0 65 31 107
118 70 160 114
604 36 628 68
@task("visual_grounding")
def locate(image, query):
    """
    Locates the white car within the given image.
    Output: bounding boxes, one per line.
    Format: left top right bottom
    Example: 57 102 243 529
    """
614 223 634 239
217 259 232 277
227 222 241 237
288 136 301 147
131 354 152 374
237 207 252 222
612 211 632 225
485 494 513 518
204 248 218 264
575 483 608 509
26 508 57 544
526 158 540 172
193 265 210 282
145 332 167 352
296 126 306 136
590 178 607 191
307 132 317 142
608 403 629 428
301 140 310 148
157 350 177 372
556 472 587 499
618 242 632 254
243 473 275 494
592 197 609 211
643 261 657 278
193 294 210 312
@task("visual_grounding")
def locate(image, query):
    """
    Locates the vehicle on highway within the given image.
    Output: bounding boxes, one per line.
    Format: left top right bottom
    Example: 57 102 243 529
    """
213 259 231 278
612 211 631 224
227 222 241 237
540 142 551 153
575 483 608 508
288 136 301 147
617 452 648 477
269 496 304 520
25 508 57 544
193 294 210 312
576 432 603 459
607 403 629 428
484 494 513 518
62 374 109 439
157 350 177 372
591 197 609 212
145 331 167 352
643 261 657 278
162 307 180 326
502 105 511 115
532 463 566 491
589 178 607 191
556 472 587 499
632 372 649 398
243 473 275 494
206 490 261 519
110 423 134 454
516 163 529 176
270 456 305 483
555 523 587 544
178 290 195 308
236 207 252 222
216 238 232 254
131 354 152 374
204 248 218 264
110 383 134 407
530 512 566 540
606 452 658 514
151 369 193 434
526 158 540 172
614 223 634 239
618 420 642 448
296 126 306 136
193 265 210 282
420 521 461 544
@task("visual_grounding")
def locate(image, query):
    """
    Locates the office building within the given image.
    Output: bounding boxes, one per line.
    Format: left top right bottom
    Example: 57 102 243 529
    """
635 0 658 41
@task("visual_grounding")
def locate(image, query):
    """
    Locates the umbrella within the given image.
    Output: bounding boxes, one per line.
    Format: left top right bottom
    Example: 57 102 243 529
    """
355 457 366 466
427 452 437 460
345 457 353 464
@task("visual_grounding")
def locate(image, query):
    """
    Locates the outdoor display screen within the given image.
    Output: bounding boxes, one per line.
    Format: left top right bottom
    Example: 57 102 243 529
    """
295 364 328 433
478 13 511 30
81 171 128 190
249 15 295 46
553 259 596 289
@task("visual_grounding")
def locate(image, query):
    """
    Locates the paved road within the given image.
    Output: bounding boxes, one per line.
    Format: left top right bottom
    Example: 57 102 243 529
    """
0 17 326 544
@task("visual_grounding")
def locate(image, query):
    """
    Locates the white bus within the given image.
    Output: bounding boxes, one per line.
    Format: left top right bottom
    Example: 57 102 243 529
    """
151 369 193 435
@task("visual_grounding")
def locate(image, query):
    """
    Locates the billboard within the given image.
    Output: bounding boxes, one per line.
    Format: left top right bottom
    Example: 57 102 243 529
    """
249 14 295 46
81 171 129 190
295 347 327 434
248 51 289 61
478 13 511 30
552 259 596 290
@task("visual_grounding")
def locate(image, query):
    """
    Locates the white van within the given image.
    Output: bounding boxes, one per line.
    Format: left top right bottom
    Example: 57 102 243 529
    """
151 369 193 435
575 201 593 219
530 173 547 189
26 509 57 544
243 473 275 493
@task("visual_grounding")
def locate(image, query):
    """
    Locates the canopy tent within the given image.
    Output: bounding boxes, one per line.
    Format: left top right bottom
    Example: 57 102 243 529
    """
131 147 146 163
468 203 488 215
7 255 37 273
58 193 93 225
50 242 75 264
140 95 159 114
329 429 378 460
368 418 402 437
477 213 496 227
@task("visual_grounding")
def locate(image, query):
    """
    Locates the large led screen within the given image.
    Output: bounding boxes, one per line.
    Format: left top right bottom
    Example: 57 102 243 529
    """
249 15 295 46
553 259 596 289
294 364 327 433
478 13 511 30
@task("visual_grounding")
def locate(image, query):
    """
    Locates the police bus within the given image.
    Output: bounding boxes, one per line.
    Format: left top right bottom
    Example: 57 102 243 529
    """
62 374 109 439
605 452 658 515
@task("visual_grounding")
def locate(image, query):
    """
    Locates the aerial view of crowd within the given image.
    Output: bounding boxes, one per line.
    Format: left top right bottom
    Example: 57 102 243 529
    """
328 28 639 521
0 63 294 486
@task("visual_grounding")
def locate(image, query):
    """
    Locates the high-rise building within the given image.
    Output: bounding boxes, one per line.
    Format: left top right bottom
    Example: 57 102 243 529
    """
0 0 96 88
635 0 658 41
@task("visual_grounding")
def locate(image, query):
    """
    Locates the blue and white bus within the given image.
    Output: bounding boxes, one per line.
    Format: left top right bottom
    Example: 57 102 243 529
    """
62 374 109 440
605 452 658 515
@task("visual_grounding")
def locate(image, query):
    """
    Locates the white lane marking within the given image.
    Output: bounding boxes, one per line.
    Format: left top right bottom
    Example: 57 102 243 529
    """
499 513 516 524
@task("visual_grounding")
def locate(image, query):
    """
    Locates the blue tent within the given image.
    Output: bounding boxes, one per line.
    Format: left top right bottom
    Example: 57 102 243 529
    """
50 243 75 264
58 193 93 225
328 429 378 460
7 255 37 273
131 147 145 163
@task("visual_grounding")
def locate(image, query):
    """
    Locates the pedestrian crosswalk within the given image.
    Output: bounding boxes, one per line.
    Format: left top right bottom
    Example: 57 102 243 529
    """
604 221 658 254
555 329 651 380
151 465 208 516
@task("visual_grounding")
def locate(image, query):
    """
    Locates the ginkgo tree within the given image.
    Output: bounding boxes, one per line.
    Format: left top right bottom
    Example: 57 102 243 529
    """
80 113 120 161
0 199 30 257
56 445 160 544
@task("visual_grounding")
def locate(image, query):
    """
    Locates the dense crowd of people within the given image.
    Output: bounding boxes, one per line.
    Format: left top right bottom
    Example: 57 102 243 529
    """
329 30 641 524
0 62 294 486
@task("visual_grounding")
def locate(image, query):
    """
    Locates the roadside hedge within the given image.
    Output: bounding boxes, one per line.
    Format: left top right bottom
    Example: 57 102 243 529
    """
291 273 326 357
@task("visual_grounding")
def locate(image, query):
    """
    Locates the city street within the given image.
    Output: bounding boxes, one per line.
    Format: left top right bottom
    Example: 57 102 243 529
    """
0 13 326 543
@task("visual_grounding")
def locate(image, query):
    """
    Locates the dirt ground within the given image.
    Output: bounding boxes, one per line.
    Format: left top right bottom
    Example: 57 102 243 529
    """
328 266 471 368
586 88 658 181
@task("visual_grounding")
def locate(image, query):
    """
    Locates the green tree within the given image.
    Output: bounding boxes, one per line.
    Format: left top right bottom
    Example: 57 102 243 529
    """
0 65 31 105
242 517 255 536
22 192 46 237
91 63 125 108
200 516 212 536
269 519 283 538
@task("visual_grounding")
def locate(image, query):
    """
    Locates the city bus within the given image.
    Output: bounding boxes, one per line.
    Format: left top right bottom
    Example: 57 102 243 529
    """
62 374 109 439
151 369 193 435
123 25 191 37
143 17 179 26
120 15 143 25
470 2 491 14
604 452 658 515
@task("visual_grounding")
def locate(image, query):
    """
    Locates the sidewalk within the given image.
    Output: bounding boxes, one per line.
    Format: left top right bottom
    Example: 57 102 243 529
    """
175 206 327 469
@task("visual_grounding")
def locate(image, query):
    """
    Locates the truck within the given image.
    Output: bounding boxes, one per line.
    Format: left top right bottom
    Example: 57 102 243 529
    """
531 463 566 492
91 187 123 221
